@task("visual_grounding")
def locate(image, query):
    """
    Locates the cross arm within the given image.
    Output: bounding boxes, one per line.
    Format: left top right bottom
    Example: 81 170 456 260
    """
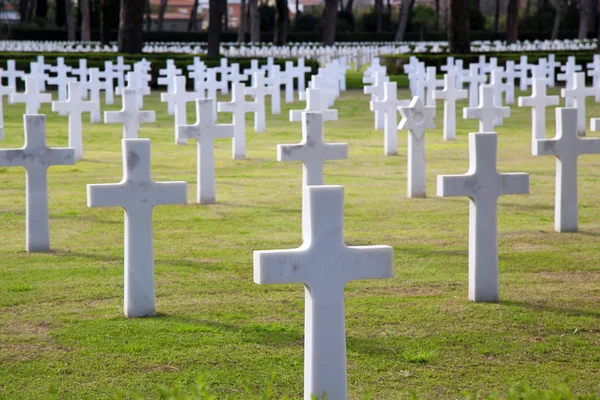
532 139 559 156
138 111 156 123
87 183 129 208
500 173 529 196
277 144 306 161
437 173 479 199
104 110 124 124
253 248 305 285
213 125 234 139
343 245 394 283
152 181 188 206
177 125 198 143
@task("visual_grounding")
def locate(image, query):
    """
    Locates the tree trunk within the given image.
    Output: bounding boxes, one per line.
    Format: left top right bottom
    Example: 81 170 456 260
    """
597 14 600 53
101 0 111 44
578 0 593 39
395 0 411 41
81 0 91 41
375 0 383 33
435 0 440 30
345 0 354 12
506 0 519 44
494 0 500 32
157 0 168 31
35 0 48 18
19 0 27 22
473 0 481 11
387 0 392 15
26 0 35 22
207 0 222 59
65 0 75 40
524 0 531 20
448 0 470 53
551 0 566 40
55 0 66 26
188 0 199 31
322 0 337 45
237 0 246 42
118 0 145 53
274 0 289 45
222 0 228 31
249 0 260 42
145 0 152 31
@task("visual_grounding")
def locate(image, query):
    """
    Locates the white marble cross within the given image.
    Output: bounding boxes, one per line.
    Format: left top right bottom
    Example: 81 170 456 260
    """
46 57 74 103
116 71 151 110
534 108 600 232
214 58 230 95
114 56 131 90
295 58 312 94
503 60 518 105
201 68 227 121
517 55 531 91
489 68 508 124
245 71 270 132
462 64 486 108
290 88 338 123
364 71 389 130
2 60 25 89
433 74 467 141
463 85 509 132
253 184 393 400
398 96 436 198
52 82 100 160
160 75 203 144
561 72 594 136
243 59 262 86
11 76 52 114
371 81 409 154
87 68 103 123
546 54 560 87
278 112 348 187
87 138 187 318
557 57 582 107
437 132 529 302
177 99 234 204
265 65 282 115
157 60 183 115
105 89 155 139
518 78 559 144
283 61 295 103
100 61 117 105
424 66 444 107
0 115 75 252
0 78 14 137
218 83 259 160
72 59 88 98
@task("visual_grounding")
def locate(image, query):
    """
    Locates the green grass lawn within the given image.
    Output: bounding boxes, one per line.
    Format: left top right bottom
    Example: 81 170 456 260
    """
0 88 599 399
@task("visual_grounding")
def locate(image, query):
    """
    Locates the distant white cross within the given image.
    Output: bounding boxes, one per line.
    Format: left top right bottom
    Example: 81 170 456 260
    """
433 74 468 141
463 85 510 132
177 99 234 204
437 132 529 302
290 88 338 123
52 82 100 160
160 75 203 144
218 82 259 160
398 96 436 198
534 108 600 232
104 89 155 139
518 78 559 144
0 115 74 252
2 60 25 89
11 75 52 114
87 138 187 318
364 70 389 130
253 184 393 400
245 71 271 132
371 81 410 154
462 64 486 108
114 56 131 90
561 72 594 136
157 60 183 115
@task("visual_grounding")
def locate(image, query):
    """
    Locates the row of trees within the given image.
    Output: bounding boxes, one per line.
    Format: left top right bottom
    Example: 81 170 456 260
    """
15 0 600 56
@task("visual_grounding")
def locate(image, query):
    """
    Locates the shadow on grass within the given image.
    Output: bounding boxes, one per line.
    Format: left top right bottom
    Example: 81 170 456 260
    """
500 300 600 319
52 250 226 272
155 314 304 346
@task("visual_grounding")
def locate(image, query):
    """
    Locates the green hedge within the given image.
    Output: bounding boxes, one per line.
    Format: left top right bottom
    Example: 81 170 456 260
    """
380 51 598 75
0 52 319 89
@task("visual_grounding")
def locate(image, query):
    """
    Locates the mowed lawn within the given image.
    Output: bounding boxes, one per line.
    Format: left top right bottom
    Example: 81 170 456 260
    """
0 87 599 399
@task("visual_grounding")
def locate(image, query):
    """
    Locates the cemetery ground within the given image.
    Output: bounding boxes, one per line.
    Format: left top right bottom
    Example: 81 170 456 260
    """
0 88 599 399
